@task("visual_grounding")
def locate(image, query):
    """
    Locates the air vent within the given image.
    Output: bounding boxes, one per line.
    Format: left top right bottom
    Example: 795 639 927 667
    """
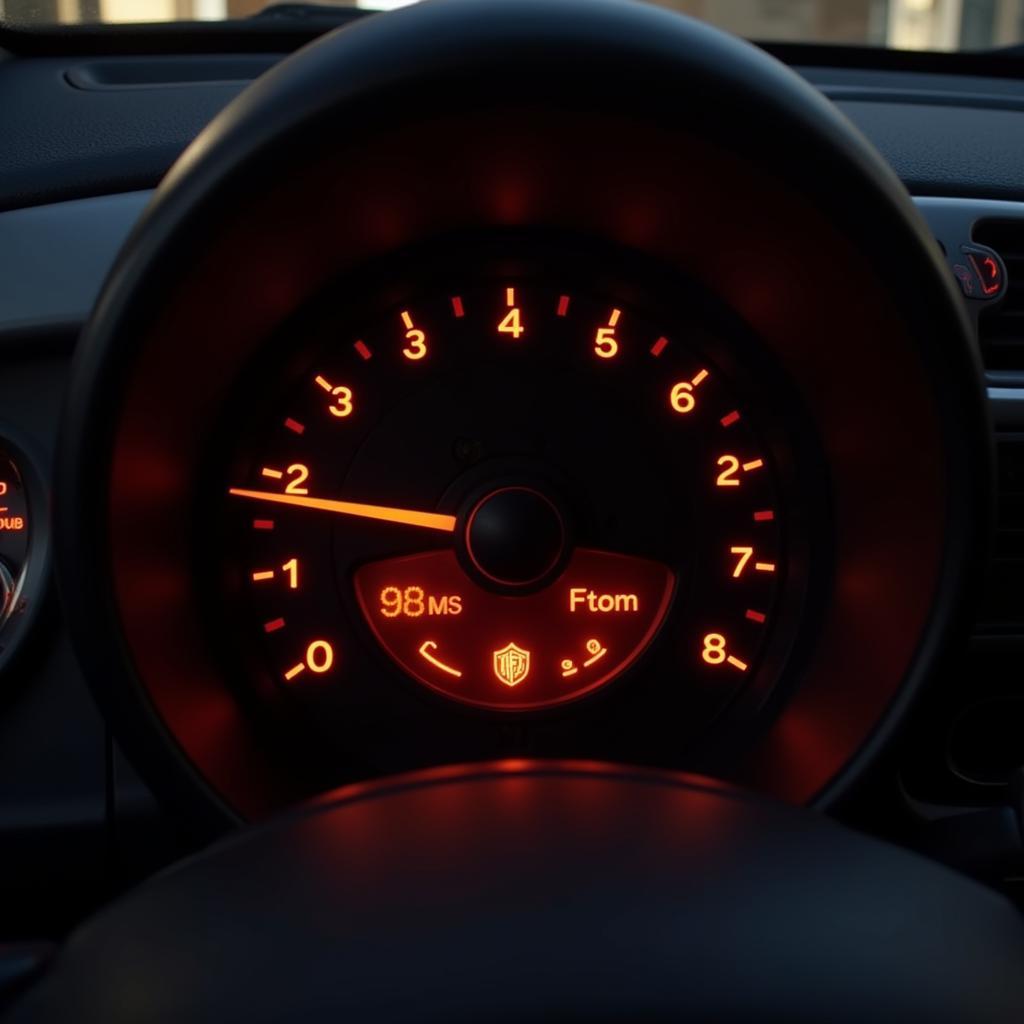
977 436 1024 634
974 220 1024 373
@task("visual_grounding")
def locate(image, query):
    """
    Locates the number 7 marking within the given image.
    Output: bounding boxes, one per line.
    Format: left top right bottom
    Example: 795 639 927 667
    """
730 546 753 578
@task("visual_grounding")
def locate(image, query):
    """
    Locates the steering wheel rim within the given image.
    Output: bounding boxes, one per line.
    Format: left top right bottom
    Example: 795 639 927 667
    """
9 761 1024 1022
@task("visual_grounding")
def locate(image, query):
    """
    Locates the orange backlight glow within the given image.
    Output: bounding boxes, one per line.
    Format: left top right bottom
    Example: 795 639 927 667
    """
354 548 674 710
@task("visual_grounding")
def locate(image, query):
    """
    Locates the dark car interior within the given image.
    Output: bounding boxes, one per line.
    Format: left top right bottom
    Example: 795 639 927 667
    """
3 0 1024 1018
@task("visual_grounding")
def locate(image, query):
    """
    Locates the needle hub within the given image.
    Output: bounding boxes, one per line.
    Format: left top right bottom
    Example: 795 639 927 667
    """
463 486 566 588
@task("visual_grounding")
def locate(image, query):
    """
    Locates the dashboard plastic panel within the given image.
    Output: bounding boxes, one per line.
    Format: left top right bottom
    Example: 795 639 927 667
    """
5 48 1024 212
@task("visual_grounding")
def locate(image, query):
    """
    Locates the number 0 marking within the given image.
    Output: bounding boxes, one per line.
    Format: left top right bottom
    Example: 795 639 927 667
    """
285 640 336 683
306 640 334 673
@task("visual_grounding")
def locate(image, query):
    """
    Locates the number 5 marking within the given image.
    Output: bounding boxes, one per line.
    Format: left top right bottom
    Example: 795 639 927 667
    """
594 308 621 359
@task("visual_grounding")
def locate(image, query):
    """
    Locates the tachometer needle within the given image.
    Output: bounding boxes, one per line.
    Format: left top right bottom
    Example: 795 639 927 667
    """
228 488 457 533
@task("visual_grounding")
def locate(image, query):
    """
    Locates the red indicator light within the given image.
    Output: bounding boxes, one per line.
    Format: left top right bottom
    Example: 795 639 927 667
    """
753 510 774 522
556 295 570 317
354 340 373 361
968 251 1003 296
354 548 674 710
720 410 740 428
284 418 305 435
451 296 465 318
745 609 766 623
650 336 669 357
253 519 275 531
264 618 286 633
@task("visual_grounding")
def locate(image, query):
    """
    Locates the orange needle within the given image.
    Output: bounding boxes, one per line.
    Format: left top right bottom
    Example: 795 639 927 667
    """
228 488 457 533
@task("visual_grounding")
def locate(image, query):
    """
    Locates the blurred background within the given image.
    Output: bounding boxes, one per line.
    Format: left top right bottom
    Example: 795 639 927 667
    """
1 0 1024 52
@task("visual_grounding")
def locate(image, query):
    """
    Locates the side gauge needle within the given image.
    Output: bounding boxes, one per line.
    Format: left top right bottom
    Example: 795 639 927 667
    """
228 488 457 533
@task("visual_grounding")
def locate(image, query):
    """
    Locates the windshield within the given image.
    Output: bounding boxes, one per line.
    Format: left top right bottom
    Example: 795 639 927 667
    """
0 0 1020 52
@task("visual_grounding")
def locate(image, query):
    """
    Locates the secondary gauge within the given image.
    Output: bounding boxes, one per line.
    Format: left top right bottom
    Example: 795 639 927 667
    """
0 435 49 676
214 241 798 723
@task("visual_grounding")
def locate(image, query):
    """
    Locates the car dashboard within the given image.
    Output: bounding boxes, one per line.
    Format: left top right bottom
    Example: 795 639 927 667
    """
1 3 1024 1017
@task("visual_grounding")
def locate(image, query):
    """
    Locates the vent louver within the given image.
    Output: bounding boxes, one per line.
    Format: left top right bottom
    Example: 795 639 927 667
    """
974 220 1024 374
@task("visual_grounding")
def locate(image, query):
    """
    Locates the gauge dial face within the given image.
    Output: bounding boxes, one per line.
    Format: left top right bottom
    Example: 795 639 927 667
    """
217 245 790 721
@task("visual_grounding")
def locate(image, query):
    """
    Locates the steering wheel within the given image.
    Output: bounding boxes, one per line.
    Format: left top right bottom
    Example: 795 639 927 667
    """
9 1 1024 1020
9 764 1024 1022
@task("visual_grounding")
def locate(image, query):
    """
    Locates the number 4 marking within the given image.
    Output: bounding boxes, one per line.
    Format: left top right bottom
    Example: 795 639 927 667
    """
498 287 524 338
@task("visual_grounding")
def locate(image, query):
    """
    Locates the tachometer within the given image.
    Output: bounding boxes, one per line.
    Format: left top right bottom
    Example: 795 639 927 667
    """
216 243 789 717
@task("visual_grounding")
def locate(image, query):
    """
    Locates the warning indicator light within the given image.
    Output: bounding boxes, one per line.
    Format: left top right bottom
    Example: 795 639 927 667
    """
353 548 675 711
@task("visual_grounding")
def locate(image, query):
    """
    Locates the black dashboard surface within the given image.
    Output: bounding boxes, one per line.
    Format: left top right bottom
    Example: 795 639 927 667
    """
4 50 1024 211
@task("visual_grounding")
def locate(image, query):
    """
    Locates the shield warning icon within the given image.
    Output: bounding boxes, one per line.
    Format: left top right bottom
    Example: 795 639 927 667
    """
493 643 531 688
